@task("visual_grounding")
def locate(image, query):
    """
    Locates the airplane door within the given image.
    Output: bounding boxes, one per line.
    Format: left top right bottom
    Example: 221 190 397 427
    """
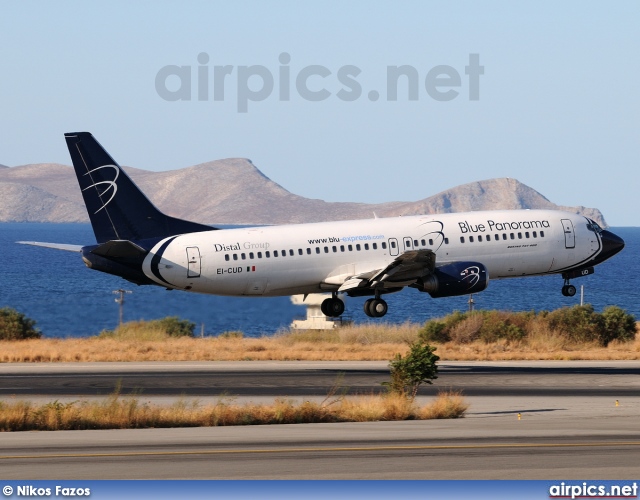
561 219 575 249
388 238 399 256
186 247 201 278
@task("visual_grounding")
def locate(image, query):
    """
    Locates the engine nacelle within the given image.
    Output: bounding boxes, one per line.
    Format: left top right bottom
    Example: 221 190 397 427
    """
413 262 489 298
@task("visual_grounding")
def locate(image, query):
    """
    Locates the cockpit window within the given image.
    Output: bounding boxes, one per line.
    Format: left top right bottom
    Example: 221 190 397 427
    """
586 219 603 234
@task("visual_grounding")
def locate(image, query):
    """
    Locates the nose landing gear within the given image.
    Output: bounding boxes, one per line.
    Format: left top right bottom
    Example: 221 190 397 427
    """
561 280 577 297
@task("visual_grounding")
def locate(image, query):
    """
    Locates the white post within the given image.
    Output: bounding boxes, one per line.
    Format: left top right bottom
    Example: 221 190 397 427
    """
580 285 584 306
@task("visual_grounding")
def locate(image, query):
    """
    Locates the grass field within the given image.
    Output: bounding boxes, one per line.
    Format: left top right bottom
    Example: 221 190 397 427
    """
1 321 638 362
0 390 468 431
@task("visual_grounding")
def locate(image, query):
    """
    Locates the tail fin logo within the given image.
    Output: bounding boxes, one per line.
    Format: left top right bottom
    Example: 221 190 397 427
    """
82 164 120 214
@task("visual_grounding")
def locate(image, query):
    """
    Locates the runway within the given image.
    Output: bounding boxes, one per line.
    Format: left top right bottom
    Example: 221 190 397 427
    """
1 361 639 479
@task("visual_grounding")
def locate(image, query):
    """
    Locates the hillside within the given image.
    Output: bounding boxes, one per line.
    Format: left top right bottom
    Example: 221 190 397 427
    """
0 159 607 226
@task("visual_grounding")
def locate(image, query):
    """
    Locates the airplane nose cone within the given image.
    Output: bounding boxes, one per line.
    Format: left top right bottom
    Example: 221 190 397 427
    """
599 230 625 262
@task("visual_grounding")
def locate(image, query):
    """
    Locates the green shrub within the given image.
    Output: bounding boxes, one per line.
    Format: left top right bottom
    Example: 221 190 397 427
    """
101 316 195 340
384 340 439 399
418 310 467 343
417 306 636 347
599 306 636 346
545 305 602 344
154 317 195 337
419 321 448 343
0 307 41 340
478 310 526 343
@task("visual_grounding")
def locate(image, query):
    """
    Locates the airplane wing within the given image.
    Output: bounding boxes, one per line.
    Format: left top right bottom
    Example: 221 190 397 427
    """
338 249 436 293
17 241 83 252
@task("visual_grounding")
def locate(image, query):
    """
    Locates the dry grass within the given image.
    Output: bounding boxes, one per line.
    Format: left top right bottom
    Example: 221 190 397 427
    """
0 322 638 362
0 391 467 432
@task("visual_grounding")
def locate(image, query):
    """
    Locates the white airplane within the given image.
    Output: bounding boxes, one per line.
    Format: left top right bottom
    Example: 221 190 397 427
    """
20 132 625 318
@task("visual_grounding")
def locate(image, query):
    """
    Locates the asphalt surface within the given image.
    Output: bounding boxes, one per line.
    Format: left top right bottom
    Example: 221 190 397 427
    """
2 360 639 399
1 361 639 479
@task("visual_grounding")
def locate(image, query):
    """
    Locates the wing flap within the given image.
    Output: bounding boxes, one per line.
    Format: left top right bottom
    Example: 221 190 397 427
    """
340 249 437 294
372 249 436 284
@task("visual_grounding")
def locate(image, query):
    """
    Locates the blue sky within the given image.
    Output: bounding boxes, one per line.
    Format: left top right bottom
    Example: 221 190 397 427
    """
1 1 638 225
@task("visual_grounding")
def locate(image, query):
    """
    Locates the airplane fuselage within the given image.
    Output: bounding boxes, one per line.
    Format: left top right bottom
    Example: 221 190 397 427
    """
142 209 602 297
23 133 623 320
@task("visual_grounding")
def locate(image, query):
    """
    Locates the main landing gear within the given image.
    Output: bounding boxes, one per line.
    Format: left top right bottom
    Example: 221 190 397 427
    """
321 294 345 318
364 298 388 318
561 279 577 297
364 289 388 318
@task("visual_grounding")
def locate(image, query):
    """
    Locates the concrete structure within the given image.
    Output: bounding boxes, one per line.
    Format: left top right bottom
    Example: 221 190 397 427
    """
290 294 352 330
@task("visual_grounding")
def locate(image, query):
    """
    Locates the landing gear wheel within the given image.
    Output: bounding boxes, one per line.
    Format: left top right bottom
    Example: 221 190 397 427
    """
321 297 345 317
328 297 345 317
364 298 388 318
321 298 330 316
562 284 577 297
363 299 374 318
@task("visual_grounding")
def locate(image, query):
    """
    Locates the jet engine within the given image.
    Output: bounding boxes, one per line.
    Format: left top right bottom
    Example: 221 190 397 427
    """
413 262 489 298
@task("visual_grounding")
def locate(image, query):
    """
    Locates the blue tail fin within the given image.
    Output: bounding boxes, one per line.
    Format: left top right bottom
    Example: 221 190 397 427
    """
65 132 215 243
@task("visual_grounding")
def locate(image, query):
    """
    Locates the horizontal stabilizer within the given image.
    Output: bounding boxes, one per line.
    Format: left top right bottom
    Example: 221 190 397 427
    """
91 240 148 259
17 241 83 252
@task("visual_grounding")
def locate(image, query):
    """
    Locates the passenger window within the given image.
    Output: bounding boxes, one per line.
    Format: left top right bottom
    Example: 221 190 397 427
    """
429 239 433 246
258 252 262 258
281 250 286 257
391 241 397 249
324 247 329 253
348 245 353 251
469 236 474 243
274 250 279 257
540 231 545 237
478 235 482 242
510 234 515 240
225 254 229 261
306 248 311 254
265 251 270 258
298 249 303 255
518 233 522 239
414 240 419 247
486 235 491 241
502 234 507 240
364 243 369 250
444 238 449 244
381 242 387 249
332 246 337 252
533 232 537 238
233 254 238 261
316 247 320 254
421 239 426 246
249 252 254 259
460 237 465 243
340 245 345 252
372 243 377 250
356 244 361 251
525 232 529 238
